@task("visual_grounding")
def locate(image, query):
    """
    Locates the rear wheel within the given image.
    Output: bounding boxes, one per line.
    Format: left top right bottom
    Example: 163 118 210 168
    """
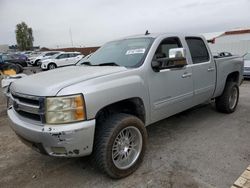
48 63 56 70
216 82 239 113
93 113 147 178
15 64 24 73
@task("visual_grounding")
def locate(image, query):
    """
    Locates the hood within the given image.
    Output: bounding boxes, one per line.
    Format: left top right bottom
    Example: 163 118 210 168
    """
244 60 250 67
11 66 127 96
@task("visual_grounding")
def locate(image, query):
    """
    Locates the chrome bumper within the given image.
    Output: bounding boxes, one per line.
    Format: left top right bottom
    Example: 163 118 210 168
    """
8 108 96 157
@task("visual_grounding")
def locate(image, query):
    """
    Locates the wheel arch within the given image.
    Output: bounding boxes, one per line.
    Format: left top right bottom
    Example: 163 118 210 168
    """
226 71 240 84
95 97 146 125
48 62 57 68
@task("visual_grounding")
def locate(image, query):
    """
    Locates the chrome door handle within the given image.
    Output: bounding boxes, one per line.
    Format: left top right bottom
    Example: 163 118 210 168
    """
207 67 215 72
182 73 192 78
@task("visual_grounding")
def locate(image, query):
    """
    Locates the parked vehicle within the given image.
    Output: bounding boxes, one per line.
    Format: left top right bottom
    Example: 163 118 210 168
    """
28 51 61 66
40 52 83 70
75 53 92 66
213 52 233 58
12 53 29 61
1 74 27 94
0 54 28 67
6 33 243 178
243 53 250 78
0 57 23 75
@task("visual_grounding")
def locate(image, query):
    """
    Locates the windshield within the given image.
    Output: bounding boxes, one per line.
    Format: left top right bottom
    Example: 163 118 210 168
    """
244 53 250 60
79 38 153 67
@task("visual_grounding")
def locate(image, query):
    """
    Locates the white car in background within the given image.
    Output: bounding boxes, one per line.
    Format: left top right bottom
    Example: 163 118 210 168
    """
28 51 62 66
243 53 250 78
40 52 84 70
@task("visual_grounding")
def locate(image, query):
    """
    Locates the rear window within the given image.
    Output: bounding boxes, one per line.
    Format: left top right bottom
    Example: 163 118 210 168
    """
186 37 210 64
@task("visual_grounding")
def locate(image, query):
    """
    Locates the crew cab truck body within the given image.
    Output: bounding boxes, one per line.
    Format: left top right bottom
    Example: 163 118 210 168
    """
7 33 243 178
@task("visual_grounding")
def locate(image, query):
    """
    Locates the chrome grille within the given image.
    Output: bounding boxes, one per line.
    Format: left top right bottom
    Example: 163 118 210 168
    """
9 90 45 123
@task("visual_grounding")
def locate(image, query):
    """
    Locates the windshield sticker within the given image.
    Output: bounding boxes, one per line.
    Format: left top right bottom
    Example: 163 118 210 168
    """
126 48 146 55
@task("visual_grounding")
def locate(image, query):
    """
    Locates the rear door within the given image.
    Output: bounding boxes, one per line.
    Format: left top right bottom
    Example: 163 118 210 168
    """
185 37 216 105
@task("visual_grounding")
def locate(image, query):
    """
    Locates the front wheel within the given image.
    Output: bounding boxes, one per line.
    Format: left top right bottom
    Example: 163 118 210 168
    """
48 63 56 70
93 113 147 178
216 82 239 113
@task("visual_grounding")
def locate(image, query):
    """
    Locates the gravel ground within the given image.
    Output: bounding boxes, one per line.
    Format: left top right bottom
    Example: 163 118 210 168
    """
0 75 250 188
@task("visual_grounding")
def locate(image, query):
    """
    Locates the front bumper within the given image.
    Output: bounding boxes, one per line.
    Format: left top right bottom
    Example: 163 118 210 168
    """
28 60 34 65
41 63 48 70
8 108 96 157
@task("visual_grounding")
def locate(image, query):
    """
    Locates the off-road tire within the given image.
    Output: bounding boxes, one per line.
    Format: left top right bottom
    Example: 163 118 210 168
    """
216 81 239 113
93 113 147 179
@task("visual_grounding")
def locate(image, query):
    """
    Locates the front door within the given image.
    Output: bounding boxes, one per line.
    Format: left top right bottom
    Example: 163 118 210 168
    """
56 54 70 67
148 37 194 123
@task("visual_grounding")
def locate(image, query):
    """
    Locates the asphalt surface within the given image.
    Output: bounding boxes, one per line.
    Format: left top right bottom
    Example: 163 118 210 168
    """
0 73 250 188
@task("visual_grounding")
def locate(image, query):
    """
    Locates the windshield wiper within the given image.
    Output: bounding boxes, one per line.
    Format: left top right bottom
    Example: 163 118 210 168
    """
96 62 120 66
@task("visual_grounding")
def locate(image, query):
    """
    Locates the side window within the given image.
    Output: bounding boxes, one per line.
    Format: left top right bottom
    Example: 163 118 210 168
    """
186 37 210 64
57 54 68 59
69 53 78 58
44 53 51 56
154 37 182 59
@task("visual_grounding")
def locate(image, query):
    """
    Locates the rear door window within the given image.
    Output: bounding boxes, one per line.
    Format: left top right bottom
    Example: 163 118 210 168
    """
185 37 210 64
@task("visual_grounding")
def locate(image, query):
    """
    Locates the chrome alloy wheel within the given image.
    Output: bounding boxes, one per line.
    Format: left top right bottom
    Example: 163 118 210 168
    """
229 86 238 109
112 126 143 170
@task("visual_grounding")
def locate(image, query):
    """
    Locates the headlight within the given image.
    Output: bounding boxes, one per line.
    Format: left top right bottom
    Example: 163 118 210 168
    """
45 94 86 124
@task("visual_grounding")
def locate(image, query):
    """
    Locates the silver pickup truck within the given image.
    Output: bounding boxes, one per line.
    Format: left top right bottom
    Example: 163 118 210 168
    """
7 33 243 178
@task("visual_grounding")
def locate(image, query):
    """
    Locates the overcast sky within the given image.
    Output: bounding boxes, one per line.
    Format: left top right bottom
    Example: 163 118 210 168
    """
0 0 250 48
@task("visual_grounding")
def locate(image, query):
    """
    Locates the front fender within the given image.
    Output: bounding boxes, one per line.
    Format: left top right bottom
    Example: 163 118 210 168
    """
57 74 151 125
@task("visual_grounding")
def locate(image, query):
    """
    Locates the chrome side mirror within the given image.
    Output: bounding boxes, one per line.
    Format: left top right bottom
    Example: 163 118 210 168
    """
169 48 186 59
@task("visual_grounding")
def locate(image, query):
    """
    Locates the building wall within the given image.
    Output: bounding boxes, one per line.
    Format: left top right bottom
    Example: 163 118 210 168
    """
209 33 250 56
215 33 250 43
209 40 250 56
41 47 99 56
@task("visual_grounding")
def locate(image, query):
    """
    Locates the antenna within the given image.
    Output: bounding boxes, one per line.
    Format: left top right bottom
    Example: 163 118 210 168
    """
145 30 150 35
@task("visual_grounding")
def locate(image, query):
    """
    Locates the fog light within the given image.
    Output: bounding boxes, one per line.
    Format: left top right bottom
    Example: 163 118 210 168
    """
51 147 66 154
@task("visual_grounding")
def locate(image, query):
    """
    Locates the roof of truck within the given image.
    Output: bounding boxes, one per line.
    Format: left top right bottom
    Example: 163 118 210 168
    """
118 32 204 40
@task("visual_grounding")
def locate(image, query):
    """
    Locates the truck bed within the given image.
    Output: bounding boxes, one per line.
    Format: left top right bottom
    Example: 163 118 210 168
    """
213 55 243 98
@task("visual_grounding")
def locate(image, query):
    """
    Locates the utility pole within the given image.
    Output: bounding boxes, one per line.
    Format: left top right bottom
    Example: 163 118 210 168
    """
69 28 74 47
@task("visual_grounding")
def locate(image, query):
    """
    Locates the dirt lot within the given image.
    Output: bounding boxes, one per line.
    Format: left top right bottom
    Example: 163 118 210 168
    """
0 77 250 188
